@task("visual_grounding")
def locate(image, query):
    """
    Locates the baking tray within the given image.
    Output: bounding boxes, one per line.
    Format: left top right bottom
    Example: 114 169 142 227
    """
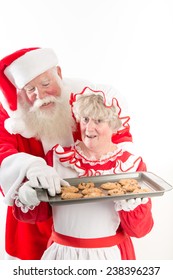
36 171 173 205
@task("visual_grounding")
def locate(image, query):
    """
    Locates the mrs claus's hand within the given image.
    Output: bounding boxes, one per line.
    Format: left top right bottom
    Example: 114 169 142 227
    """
114 197 148 212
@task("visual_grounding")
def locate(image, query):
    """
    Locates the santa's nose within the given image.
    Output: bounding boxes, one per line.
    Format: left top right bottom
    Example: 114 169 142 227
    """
34 87 47 99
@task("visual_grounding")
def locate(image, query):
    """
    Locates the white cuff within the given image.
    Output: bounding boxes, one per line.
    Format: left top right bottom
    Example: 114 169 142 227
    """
12 190 36 213
0 153 46 205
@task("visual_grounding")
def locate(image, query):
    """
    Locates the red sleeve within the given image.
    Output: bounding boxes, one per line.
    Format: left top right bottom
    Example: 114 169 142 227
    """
119 199 154 238
118 155 153 238
0 105 18 164
12 202 52 224
136 158 147 172
45 149 54 166
112 127 132 144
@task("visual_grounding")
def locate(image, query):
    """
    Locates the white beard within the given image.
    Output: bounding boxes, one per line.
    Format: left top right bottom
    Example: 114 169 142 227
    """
17 89 76 144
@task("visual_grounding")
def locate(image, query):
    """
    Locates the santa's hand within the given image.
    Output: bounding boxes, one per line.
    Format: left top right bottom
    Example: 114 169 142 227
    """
114 197 148 212
18 181 40 207
26 161 69 196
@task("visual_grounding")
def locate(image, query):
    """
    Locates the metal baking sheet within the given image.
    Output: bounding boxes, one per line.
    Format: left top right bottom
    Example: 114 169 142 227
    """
36 171 173 205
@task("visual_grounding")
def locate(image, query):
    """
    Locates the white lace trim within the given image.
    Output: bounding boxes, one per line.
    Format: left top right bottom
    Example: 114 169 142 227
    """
75 141 123 165
11 191 36 213
54 142 143 177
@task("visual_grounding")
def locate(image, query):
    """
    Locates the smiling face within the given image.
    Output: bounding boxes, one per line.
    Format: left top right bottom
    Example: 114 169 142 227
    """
15 67 74 142
22 66 62 113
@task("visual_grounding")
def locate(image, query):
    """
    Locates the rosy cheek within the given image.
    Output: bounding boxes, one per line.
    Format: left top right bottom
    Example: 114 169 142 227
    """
46 86 61 96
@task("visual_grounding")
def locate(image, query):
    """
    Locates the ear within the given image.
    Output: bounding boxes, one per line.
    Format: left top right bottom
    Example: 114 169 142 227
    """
56 66 62 79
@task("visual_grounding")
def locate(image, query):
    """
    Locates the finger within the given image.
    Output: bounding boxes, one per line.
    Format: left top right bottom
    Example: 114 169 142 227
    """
121 200 131 211
141 197 149 204
37 176 50 190
19 186 40 206
127 198 135 207
28 176 40 188
60 179 70 187
53 178 61 194
28 189 40 205
46 177 56 196
135 197 141 205
46 176 62 196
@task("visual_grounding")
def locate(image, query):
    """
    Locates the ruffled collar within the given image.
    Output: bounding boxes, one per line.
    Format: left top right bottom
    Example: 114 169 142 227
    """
74 140 123 164
53 141 142 177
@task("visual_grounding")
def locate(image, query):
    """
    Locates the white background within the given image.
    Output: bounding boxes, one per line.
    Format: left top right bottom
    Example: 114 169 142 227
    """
0 0 173 260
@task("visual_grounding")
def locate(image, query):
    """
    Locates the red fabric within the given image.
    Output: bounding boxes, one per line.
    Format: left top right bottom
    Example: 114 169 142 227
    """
0 104 53 260
117 229 136 260
13 202 52 224
0 48 39 111
119 199 154 238
136 159 147 172
13 146 153 260
0 105 45 164
118 158 154 239
6 207 53 260
0 81 133 260
51 144 146 178
46 225 136 260
51 228 127 248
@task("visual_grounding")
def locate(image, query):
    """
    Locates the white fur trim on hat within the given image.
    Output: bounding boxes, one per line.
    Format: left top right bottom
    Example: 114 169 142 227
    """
4 48 58 89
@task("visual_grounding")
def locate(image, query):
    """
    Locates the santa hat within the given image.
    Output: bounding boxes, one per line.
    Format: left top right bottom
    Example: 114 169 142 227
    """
0 47 59 112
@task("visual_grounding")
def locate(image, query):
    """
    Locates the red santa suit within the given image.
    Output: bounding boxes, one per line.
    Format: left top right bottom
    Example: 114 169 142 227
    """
0 48 132 260
13 142 153 260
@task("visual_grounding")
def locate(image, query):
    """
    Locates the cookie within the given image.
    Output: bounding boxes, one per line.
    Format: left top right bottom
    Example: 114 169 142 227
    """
81 187 103 195
83 192 105 198
119 178 138 186
100 182 121 190
122 184 139 192
61 192 83 200
107 188 125 196
133 187 150 193
61 186 79 193
78 181 95 190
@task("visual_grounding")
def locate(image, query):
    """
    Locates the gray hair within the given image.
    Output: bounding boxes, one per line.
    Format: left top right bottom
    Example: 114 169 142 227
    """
72 94 122 132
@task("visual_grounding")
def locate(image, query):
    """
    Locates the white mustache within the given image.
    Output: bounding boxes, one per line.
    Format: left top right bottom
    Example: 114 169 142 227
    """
29 96 62 112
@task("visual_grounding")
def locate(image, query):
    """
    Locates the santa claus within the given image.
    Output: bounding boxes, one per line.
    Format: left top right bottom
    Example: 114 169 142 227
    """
0 47 132 260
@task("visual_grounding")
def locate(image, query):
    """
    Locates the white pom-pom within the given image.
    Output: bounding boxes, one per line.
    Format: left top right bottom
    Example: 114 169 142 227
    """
4 117 34 138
